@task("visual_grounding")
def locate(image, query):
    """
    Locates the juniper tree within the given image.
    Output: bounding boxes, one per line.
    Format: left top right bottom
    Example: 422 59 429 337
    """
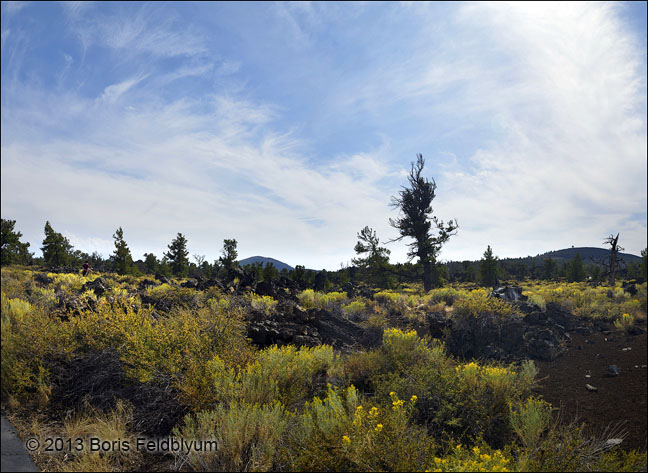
112 227 133 275
165 233 190 277
41 221 73 268
389 154 458 291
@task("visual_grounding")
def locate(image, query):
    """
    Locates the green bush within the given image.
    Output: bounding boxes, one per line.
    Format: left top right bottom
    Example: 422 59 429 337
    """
174 401 289 472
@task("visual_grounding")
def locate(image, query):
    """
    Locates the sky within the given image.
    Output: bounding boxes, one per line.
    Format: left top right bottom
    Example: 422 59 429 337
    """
1 1 647 270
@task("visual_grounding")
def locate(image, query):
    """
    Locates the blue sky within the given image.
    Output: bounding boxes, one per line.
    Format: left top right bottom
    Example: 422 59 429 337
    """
2 1 646 269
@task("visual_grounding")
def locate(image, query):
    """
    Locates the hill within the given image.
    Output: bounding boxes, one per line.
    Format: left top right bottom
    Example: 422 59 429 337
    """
536 247 642 265
239 256 294 272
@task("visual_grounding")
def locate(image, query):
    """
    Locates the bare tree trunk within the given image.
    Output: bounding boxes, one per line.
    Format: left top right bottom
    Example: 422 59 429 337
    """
608 234 620 287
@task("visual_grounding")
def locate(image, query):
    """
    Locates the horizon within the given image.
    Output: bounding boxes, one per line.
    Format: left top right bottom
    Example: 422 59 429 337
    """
2 2 647 270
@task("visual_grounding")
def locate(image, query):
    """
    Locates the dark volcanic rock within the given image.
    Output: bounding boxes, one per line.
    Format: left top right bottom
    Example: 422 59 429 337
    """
246 301 374 352
427 311 452 339
607 365 621 377
154 273 170 284
34 273 54 285
445 302 571 362
138 279 157 290
181 279 198 288
49 349 186 437
490 285 528 302
81 277 108 296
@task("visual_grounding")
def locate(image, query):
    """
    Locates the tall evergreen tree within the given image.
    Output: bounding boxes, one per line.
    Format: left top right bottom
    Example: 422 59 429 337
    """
165 233 189 277
143 253 159 274
1 219 32 265
219 239 238 270
112 227 133 275
480 245 499 287
41 221 73 268
314 269 329 292
567 253 585 282
542 258 557 280
642 248 647 281
262 262 279 282
389 154 458 291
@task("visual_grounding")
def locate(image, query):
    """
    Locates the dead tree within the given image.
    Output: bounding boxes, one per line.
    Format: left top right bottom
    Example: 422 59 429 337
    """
591 233 625 286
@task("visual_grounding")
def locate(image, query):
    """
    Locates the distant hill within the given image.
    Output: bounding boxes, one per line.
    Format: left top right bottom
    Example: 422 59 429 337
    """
239 256 294 272
537 247 642 265
454 247 643 266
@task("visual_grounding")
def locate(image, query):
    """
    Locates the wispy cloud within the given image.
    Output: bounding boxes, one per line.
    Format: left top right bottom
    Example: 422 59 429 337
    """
99 74 149 103
1 2 645 267
64 3 208 59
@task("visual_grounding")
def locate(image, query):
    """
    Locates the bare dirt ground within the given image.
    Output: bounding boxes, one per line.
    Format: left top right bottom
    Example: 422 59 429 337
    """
534 323 647 452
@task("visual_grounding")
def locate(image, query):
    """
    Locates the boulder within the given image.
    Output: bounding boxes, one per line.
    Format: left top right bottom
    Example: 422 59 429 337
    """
180 279 198 288
82 277 108 296
490 285 528 302
154 273 170 284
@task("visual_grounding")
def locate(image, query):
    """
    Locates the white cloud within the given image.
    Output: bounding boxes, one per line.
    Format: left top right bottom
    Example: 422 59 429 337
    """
99 74 148 103
2 2 645 268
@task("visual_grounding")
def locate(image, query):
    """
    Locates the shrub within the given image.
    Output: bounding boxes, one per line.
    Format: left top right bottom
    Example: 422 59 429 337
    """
509 397 553 450
426 287 461 306
613 313 635 333
250 294 278 315
174 401 288 472
453 289 517 319
343 299 366 316
285 385 434 471
297 289 348 309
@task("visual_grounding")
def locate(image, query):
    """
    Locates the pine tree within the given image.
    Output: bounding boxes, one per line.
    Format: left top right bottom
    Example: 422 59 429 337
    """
219 239 238 270
41 221 73 268
352 226 392 288
262 262 279 282
567 253 585 282
143 253 158 274
389 154 458 291
542 258 557 280
1 219 32 265
165 233 189 277
112 227 133 275
480 245 499 287
314 269 329 292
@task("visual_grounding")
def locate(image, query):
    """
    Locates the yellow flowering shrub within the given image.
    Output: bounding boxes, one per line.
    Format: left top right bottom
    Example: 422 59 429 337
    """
286 385 434 471
249 294 278 315
453 289 517 319
297 289 348 309
613 313 635 333
343 299 367 315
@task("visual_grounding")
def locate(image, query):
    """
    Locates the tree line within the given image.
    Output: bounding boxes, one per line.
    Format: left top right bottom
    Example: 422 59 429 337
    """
2 154 647 288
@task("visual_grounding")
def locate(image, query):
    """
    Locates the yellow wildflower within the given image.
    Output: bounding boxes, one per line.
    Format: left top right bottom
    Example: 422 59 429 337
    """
374 424 383 432
342 435 351 445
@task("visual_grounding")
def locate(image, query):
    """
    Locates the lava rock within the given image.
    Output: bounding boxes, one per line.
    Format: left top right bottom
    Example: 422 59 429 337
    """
607 365 621 377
